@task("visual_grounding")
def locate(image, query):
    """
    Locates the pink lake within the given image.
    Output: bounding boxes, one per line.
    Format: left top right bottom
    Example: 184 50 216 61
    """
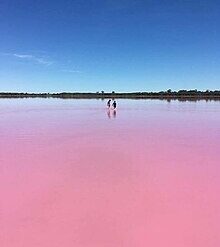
0 99 220 247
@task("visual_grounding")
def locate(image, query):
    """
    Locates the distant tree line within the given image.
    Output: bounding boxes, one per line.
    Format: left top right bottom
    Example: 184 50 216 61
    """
0 90 220 100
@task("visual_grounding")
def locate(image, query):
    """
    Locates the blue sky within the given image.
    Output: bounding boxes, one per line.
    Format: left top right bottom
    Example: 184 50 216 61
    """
0 0 219 92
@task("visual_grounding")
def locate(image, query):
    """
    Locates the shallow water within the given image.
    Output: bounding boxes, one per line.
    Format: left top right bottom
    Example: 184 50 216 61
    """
1 99 220 247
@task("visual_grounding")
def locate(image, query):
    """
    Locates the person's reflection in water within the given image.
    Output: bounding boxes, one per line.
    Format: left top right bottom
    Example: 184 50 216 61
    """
106 109 117 119
113 109 116 118
107 109 111 119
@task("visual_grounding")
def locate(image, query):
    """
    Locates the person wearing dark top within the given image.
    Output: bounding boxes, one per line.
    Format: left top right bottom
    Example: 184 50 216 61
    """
107 99 111 108
112 100 117 109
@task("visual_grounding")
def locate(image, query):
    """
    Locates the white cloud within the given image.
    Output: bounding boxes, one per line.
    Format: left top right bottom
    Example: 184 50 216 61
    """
13 54 33 59
34 57 53 66
61 69 82 73
1 52 81 71
1 52 53 66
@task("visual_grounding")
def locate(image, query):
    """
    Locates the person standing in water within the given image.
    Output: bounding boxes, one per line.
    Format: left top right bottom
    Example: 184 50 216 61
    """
112 100 117 109
107 99 111 108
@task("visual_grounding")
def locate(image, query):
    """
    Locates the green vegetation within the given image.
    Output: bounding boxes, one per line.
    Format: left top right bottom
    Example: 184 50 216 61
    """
0 90 220 100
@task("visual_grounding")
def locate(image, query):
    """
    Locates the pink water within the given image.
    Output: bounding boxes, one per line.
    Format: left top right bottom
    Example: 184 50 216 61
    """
1 99 220 247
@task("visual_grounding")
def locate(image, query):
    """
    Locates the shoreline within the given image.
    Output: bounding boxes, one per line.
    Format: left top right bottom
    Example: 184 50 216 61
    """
0 91 220 101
